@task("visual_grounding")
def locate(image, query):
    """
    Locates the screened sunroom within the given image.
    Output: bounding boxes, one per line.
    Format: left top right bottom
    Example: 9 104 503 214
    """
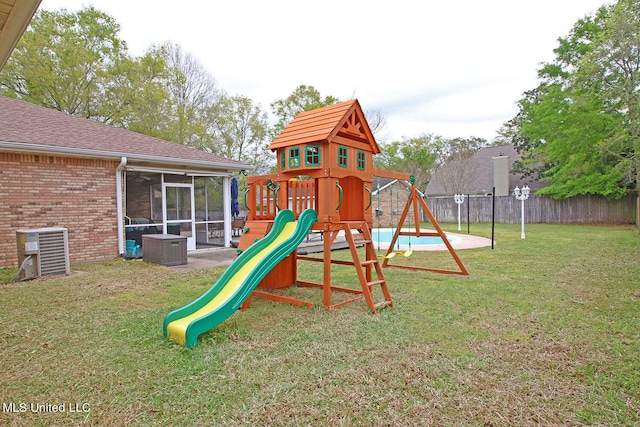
123 169 245 252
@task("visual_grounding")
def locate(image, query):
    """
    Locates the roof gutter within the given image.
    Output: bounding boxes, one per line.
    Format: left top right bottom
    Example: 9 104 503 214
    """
0 141 250 172
0 0 42 71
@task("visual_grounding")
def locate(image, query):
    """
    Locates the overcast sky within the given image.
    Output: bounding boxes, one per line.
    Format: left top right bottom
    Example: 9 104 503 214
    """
39 0 612 143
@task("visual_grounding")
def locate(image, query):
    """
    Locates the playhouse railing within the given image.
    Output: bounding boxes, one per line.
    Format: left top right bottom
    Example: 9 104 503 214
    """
245 176 317 221
287 179 316 218
245 176 279 221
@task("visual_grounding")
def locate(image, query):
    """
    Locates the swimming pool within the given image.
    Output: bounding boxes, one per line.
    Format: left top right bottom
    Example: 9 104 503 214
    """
371 228 461 250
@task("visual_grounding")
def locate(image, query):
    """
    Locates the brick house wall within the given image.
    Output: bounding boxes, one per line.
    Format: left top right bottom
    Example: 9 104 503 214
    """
372 181 417 229
0 153 119 267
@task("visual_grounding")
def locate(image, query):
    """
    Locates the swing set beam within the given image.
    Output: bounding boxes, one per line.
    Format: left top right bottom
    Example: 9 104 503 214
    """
372 168 411 181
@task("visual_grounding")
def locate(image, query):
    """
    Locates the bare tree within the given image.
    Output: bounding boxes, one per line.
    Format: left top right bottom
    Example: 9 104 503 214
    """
437 137 486 194
162 42 220 146
364 108 387 142
436 155 479 195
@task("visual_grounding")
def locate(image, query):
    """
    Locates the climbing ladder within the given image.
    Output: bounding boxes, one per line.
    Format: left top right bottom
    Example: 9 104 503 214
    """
342 221 393 314
295 221 393 313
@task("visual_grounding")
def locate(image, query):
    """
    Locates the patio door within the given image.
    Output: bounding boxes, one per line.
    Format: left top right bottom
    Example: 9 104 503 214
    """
163 182 196 250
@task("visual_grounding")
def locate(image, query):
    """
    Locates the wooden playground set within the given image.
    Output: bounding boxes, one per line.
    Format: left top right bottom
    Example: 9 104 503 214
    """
237 100 468 313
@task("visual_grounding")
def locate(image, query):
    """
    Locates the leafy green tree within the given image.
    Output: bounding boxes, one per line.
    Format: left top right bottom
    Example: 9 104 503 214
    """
501 1 638 199
443 137 486 160
269 84 339 139
209 95 271 173
102 46 171 138
375 134 448 191
0 9 224 150
0 7 126 118
581 0 640 194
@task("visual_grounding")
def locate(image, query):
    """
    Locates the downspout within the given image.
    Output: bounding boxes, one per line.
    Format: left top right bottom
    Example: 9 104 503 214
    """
223 176 231 248
116 157 127 255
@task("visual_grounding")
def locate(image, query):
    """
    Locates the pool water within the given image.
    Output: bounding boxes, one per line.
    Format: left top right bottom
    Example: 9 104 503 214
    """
371 228 460 247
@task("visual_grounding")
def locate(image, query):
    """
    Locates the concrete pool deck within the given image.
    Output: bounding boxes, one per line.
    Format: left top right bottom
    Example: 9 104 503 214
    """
369 229 494 252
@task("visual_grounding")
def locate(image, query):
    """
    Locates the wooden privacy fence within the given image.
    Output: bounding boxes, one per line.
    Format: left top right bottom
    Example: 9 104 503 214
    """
424 193 637 225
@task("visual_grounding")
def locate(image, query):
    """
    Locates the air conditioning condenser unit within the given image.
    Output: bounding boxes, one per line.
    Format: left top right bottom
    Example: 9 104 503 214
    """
16 227 70 280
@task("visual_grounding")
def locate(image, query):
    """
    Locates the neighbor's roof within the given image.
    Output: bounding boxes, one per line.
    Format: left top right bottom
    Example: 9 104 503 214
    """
426 144 549 195
0 0 41 71
0 96 248 172
269 99 380 154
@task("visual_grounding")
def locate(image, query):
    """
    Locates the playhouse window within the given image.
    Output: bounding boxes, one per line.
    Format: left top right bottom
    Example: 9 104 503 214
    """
356 150 366 170
280 151 286 170
338 146 348 167
289 147 300 168
305 145 321 166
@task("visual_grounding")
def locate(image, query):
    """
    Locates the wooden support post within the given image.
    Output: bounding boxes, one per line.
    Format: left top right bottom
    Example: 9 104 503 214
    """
323 227 333 307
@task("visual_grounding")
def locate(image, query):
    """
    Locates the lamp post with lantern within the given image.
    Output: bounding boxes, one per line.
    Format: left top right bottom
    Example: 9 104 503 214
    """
454 194 465 231
513 185 530 239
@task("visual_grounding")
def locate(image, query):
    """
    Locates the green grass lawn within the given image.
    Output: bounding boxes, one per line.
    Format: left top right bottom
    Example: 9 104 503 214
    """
1 223 639 426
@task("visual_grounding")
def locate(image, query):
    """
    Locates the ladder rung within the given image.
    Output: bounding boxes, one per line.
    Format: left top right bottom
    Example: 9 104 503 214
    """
352 238 371 244
360 259 378 266
367 279 386 287
374 300 392 309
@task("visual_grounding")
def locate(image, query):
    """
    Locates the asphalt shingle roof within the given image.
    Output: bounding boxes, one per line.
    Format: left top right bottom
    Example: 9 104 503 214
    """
0 95 245 169
426 144 548 195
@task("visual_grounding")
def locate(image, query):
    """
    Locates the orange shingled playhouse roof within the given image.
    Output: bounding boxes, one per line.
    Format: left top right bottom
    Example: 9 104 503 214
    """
269 99 380 154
